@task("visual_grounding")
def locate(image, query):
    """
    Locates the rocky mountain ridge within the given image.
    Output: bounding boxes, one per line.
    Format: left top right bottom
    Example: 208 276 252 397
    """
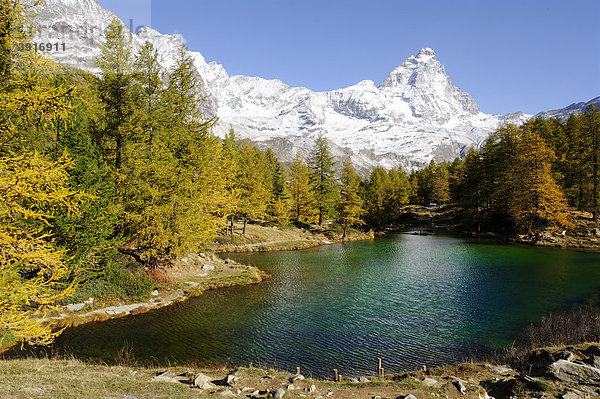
28 0 532 171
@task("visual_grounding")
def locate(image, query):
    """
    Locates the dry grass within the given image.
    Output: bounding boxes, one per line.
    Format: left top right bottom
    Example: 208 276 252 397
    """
489 304 600 370
0 358 215 399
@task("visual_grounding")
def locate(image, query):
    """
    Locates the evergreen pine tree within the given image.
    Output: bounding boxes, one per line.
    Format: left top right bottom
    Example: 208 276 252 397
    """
309 134 337 225
95 19 135 171
338 158 365 238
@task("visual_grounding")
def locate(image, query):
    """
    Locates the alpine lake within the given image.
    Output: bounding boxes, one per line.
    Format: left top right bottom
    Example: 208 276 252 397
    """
45 234 600 378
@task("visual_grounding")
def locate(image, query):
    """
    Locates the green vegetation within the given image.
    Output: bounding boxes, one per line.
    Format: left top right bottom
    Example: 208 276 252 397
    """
1 1 599 347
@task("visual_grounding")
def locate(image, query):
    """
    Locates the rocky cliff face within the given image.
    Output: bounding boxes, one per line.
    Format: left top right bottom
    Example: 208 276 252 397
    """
28 0 531 172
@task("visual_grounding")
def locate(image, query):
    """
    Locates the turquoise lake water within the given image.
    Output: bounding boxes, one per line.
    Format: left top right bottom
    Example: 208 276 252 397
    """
48 234 600 378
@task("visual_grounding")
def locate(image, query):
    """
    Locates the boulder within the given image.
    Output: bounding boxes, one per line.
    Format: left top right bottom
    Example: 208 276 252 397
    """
308 384 316 393
492 366 513 374
348 378 359 383
548 360 600 390
403 395 417 399
289 374 305 382
194 373 216 390
219 389 236 397
358 376 371 383
202 264 216 271
562 392 581 399
422 377 438 387
65 302 85 312
226 374 239 386
273 387 286 399
150 372 182 384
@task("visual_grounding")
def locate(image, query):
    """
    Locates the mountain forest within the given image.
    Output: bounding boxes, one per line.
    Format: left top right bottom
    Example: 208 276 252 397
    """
1 3 600 346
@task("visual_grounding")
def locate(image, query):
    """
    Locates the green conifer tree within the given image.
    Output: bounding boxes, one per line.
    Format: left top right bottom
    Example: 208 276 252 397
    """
309 134 337 225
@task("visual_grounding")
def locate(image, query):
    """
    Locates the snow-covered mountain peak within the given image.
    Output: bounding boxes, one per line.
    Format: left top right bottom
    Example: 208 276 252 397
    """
380 47 447 89
417 47 437 58
29 0 531 172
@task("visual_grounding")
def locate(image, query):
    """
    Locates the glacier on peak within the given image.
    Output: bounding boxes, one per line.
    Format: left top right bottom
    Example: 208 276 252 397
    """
28 0 531 172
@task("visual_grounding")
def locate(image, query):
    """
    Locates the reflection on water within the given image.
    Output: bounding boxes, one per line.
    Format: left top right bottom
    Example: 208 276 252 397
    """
34 234 600 377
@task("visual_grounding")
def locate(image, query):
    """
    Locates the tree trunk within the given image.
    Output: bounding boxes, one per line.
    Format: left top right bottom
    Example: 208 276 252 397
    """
116 131 122 171
230 214 235 237
243 219 247 235
578 169 584 211
342 225 347 240
593 123 598 222
318 209 323 226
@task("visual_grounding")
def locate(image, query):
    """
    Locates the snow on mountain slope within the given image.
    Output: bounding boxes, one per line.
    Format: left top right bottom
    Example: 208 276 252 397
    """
536 96 600 120
28 0 531 171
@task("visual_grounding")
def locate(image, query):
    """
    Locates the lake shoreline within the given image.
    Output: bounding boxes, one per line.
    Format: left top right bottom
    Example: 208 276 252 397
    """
1 227 374 353
3 342 600 398
393 204 600 252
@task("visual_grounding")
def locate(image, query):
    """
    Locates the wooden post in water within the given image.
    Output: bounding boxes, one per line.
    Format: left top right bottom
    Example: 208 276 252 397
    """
333 369 339 382
378 358 383 377
422 365 427 372
380 367 384 377
296 367 301 375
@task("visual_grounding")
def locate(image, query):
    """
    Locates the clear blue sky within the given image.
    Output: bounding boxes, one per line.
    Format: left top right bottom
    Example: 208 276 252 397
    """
100 0 600 115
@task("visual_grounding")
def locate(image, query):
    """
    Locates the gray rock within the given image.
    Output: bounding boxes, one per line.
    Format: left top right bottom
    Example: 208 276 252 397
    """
403 395 417 399
286 384 295 390
226 374 239 386
20 388 45 394
150 373 180 383
65 302 85 311
123 396 138 399
592 355 600 369
308 385 316 393
194 372 216 390
358 376 371 383
273 387 286 399
290 374 305 382
219 389 236 397
151 290 159 296
492 365 513 374
562 392 581 399
202 264 216 271
423 377 438 387
348 378 360 383
548 359 600 387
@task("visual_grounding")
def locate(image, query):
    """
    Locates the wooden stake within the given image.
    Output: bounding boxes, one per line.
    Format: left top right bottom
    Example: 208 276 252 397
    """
422 365 427 372
296 367 300 375
380 367 384 377
333 369 339 382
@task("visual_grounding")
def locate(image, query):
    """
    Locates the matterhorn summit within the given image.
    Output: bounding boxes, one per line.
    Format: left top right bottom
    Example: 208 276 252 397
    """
28 0 530 172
